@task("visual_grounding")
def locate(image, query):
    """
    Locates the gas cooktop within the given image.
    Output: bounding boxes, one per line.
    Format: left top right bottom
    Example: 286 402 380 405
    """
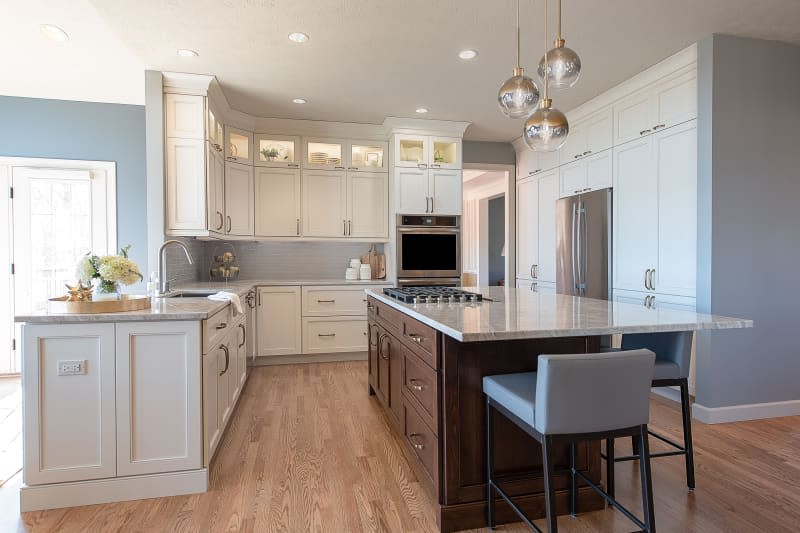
383 287 483 304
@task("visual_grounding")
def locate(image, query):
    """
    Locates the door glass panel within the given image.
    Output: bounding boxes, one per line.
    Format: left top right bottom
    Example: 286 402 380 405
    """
351 143 384 169
399 139 425 164
257 138 296 164
307 142 342 166
433 140 457 165
229 131 250 160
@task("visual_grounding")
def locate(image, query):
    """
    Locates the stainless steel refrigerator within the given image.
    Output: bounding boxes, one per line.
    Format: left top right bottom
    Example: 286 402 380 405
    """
556 188 612 299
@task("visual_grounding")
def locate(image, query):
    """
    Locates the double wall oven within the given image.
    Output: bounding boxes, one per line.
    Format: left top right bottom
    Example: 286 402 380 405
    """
396 215 461 287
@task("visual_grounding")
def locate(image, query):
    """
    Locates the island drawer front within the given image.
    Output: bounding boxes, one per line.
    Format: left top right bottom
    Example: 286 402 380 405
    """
401 317 438 369
303 287 370 317
371 297 403 337
402 345 439 433
302 317 368 354
404 400 439 489
203 306 233 353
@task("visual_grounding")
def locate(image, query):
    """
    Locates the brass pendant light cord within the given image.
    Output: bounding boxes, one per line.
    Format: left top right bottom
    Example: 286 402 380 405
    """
557 0 562 41
515 0 521 69
544 0 549 101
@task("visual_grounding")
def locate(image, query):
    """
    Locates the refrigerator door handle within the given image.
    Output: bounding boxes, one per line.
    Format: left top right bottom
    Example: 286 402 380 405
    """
580 200 588 296
571 202 578 295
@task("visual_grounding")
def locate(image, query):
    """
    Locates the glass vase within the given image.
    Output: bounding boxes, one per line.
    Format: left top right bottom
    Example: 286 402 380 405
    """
94 279 121 301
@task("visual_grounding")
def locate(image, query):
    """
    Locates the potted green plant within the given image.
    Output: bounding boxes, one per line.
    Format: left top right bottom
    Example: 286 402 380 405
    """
261 147 280 162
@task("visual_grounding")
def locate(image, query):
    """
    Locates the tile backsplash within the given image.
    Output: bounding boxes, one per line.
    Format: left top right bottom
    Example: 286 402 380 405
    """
162 237 205 285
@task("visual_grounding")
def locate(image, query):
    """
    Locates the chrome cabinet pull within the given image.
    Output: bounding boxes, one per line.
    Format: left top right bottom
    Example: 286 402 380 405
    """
532 264 538 279
530 264 535 278
348 220 352 236
644 269 651 290
216 322 227 330
430 197 434 212
219 344 230 376
650 296 656 308
343 219 346 235
583 150 592 156
653 123 666 130
258 291 262 307
574 189 582 194
238 323 246 348
409 379 425 391
317 299 336 303
639 128 652 136
409 433 425 450
334 165 345 170
431 163 441 168
226 216 232 232
216 212 224 231
574 154 581 159
650 269 656 291
296 218 300 235
288 163 300 168
530 282 538 291
407 333 424 344
417 163 428 169
317 333 336 337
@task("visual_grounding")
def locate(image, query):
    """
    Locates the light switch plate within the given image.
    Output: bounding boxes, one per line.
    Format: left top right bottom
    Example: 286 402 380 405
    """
57 360 86 376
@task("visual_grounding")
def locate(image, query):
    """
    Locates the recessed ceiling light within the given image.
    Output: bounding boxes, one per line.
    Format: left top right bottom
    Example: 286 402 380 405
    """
40 24 69 42
288 32 309 43
292 98 307 104
177 49 198 57
458 49 478 60
415 107 429 114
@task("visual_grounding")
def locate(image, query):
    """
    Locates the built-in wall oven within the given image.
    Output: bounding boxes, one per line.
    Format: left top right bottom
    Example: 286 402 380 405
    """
396 215 461 287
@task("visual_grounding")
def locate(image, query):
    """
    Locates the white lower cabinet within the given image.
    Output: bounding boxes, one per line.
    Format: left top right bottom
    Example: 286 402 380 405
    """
202 349 221 465
302 317 368 354
517 278 556 294
115 321 202 476
516 170 557 284
256 286 302 356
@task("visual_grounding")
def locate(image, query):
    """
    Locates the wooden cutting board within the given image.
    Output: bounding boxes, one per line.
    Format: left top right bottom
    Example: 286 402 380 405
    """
361 245 386 279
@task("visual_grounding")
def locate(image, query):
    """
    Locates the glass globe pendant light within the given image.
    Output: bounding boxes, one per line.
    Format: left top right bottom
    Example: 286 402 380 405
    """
524 0 569 151
497 0 539 118
537 0 581 89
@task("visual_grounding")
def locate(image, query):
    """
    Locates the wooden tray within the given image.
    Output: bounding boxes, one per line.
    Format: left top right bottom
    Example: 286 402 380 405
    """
48 295 151 314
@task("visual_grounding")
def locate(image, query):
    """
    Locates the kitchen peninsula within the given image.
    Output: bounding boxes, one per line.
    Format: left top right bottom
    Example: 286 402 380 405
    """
365 286 751 532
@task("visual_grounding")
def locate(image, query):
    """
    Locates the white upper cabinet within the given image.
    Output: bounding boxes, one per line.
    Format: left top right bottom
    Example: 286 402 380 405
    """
165 94 205 139
253 134 301 169
348 171 388 238
224 162 255 236
206 144 225 234
206 101 224 149
429 168 462 215
394 134 461 169
559 107 612 164
165 137 206 232
559 161 586 198
348 140 388 172
225 126 253 164
254 167 301 237
303 137 346 171
395 167 462 215
302 170 347 237
536 171 559 284
614 66 697 145
516 176 539 281
396 167 430 214
518 146 559 180
559 121 586 165
558 150 612 198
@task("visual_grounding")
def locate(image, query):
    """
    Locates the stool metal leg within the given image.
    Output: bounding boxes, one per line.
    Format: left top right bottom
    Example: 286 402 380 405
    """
679 379 696 491
486 398 496 530
569 442 577 517
638 425 657 533
541 436 558 533
605 438 615 499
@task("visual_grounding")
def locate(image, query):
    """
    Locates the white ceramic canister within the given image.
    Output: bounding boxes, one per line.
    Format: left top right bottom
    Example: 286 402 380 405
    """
349 258 361 269
345 267 358 280
359 263 372 280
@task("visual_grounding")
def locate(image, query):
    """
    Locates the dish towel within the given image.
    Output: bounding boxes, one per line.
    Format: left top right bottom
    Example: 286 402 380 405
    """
208 291 243 316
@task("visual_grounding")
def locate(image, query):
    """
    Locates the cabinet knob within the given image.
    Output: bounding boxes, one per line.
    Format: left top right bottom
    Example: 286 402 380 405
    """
407 333 424 344
409 433 425 450
409 379 426 391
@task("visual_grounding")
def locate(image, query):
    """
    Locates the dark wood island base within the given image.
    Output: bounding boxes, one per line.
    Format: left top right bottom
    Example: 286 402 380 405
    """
367 296 605 532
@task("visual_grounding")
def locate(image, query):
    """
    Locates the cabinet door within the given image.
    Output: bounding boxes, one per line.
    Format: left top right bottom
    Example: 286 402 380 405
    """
237 322 248 390
227 328 240 408
537 171 559 283
388 334 403 425
253 134 301 168
614 87 653 146
348 171 387 238
429 169 462 215
559 121 586 164
224 162 255 236
652 69 697 131
216 342 231 428
516 146 536 180
516 177 538 280
254 167 301 237
429 136 462 170
584 107 613 155
256 286 302 356
348 140 388 172
537 148 560 173
394 134 428 168
395 167 430 214
22 324 116 485
165 93 204 139
207 144 225 234
202 351 220 465
559 160 587 198
302 170 347 237
376 330 391 407
165 137 206 232
304 137 346 170
115 321 202 476
585 150 612 191
655 120 697 297
205 101 223 147
368 322 379 390
302 317 368 354
224 126 253 164
613 137 658 292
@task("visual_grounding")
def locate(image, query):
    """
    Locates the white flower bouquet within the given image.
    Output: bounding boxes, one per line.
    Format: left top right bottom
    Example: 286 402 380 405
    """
76 245 143 296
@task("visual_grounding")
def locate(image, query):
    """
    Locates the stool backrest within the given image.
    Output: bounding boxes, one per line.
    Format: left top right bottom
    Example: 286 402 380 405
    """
534 349 655 435
621 331 693 379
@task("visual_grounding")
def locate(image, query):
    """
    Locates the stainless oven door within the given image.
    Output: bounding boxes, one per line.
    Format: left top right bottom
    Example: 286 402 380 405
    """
396 228 461 279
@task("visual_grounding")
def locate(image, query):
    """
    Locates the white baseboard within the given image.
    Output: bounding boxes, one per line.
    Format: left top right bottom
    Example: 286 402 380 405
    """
250 351 367 367
20 468 208 512
652 386 681 404
692 399 800 424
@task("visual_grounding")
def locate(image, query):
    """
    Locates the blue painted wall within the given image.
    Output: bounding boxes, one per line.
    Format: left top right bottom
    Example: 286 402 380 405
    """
488 196 505 285
0 96 147 275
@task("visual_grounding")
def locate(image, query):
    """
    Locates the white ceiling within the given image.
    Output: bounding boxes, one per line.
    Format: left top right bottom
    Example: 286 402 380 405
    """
6 1 800 141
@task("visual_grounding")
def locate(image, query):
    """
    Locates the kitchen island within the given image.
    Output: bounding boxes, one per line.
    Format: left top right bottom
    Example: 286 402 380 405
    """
365 286 751 532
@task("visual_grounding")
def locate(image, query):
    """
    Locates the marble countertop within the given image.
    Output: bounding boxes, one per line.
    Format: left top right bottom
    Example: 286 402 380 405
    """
15 278 391 324
366 287 753 342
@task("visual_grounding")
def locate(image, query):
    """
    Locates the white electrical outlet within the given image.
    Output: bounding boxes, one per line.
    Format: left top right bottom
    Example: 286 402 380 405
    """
57 360 86 376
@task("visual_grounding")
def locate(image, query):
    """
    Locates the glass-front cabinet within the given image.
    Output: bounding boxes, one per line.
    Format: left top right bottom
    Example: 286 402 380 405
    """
393 134 461 169
303 138 345 170
205 103 224 151
225 126 253 164
348 140 388 172
254 134 300 168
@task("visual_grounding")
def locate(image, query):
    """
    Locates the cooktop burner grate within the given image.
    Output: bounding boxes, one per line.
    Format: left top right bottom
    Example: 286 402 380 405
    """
383 287 483 304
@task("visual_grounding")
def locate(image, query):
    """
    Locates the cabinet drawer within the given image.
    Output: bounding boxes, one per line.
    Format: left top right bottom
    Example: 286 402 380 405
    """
401 316 438 369
403 400 439 489
203 306 232 353
372 297 403 337
402 345 439 433
302 317 368 354
302 286 370 316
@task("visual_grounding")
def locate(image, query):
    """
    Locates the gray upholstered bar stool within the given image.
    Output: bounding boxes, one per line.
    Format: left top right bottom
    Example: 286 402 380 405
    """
605 331 695 498
483 350 657 533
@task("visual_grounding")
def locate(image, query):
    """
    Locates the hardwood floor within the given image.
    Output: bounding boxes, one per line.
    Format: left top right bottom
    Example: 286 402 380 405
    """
2 362 799 532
